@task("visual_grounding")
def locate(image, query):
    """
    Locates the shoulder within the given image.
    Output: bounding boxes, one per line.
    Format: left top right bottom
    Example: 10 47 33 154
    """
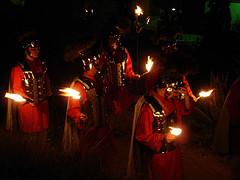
11 63 22 72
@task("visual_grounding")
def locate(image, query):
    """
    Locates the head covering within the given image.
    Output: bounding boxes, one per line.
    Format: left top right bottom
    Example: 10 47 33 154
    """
18 31 40 49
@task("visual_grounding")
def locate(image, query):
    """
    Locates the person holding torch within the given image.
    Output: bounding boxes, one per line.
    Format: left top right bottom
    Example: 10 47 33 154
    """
62 41 112 178
127 66 192 180
6 31 52 150
6 31 52 133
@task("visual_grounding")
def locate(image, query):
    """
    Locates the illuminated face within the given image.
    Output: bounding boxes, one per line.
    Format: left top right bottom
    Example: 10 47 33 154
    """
23 40 40 60
26 46 40 59
81 54 101 72
164 80 184 99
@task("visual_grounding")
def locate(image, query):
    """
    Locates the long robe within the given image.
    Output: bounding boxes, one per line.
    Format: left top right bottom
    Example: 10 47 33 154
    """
128 93 190 180
8 59 51 133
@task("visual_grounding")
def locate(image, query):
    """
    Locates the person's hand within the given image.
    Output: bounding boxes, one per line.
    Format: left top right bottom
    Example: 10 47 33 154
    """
133 74 141 80
165 132 176 143
75 113 88 129
79 113 87 121
176 86 189 97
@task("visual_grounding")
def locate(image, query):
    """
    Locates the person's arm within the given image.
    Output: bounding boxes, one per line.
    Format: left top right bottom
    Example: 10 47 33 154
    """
11 65 27 98
135 104 165 152
183 75 198 102
125 48 140 80
67 82 87 128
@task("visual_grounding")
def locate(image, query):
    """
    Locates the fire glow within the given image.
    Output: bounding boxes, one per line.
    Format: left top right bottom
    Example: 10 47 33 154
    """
199 89 214 97
5 93 26 102
141 56 154 77
135 5 143 16
146 56 154 72
59 88 81 99
169 127 182 136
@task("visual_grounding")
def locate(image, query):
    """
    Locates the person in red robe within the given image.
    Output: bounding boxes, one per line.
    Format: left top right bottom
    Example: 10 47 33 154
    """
127 69 192 180
98 29 141 135
7 33 52 133
63 50 112 178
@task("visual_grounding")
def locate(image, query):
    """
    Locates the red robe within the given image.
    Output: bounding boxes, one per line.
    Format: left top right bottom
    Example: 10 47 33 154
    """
135 94 189 180
67 79 88 128
10 59 50 133
66 76 112 155
112 48 140 114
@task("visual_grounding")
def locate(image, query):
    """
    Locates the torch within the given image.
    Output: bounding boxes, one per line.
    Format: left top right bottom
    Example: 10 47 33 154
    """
5 93 26 102
194 89 214 102
169 126 182 136
134 4 143 72
58 88 81 99
141 56 154 77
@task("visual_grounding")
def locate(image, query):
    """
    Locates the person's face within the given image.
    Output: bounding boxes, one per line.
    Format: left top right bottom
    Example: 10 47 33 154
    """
108 38 118 50
25 46 40 60
86 63 97 76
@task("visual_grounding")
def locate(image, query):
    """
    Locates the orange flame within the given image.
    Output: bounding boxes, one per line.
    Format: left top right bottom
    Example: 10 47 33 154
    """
5 93 26 102
135 5 143 16
199 89 214 97
59 88 81 99
146 56 154 72
169 127 182 136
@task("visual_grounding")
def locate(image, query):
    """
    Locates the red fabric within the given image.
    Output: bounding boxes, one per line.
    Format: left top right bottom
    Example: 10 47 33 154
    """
113 48 139 114
10 64 49 133
135 94 185 180
67 81 88 128
125 48 136 79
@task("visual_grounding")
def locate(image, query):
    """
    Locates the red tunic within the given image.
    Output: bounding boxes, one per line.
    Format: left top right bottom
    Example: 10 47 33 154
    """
10 60 50 133
67 80 88 128
135 94 187 180
113 48 140 114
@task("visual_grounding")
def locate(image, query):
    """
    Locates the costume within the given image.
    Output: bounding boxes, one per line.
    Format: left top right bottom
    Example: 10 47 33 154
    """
128 89 191 180
63 73 111 154
8 58 51 133
100 45 140 115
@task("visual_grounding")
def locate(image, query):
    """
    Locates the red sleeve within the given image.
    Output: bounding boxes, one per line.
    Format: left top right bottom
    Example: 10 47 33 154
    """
67 81 87 123
11 65 27 97
125 48 136 79
135 104 164 152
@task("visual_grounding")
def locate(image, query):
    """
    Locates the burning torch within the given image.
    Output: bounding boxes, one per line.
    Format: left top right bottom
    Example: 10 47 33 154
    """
169 126 182 136
5 93 26 103
141 56 154 77
194 89 214 102
58 88 81 99
134 5 151 34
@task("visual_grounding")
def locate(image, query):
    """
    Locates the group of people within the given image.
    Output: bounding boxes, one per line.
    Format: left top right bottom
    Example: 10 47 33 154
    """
5 28 197 179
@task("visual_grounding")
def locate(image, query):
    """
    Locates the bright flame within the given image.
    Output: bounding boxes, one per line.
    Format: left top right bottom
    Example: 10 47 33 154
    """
199 89 214 97
89 63 93 70
59 88 81 99
146 16 151 24
135 5 143 16
146 56 154 72
5 93 26 102
169 127 182 136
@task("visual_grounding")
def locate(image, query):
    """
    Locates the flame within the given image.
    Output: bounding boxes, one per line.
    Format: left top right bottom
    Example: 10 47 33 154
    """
146 56 154 72
199 89 214 97
135 5 143 16
146 16 151 24
89 63 93 70
59 88 81 99
5 93 26 102
169 127 182 136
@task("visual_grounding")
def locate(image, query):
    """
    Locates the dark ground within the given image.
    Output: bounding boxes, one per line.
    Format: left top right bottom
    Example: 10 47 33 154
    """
0 102 231 180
